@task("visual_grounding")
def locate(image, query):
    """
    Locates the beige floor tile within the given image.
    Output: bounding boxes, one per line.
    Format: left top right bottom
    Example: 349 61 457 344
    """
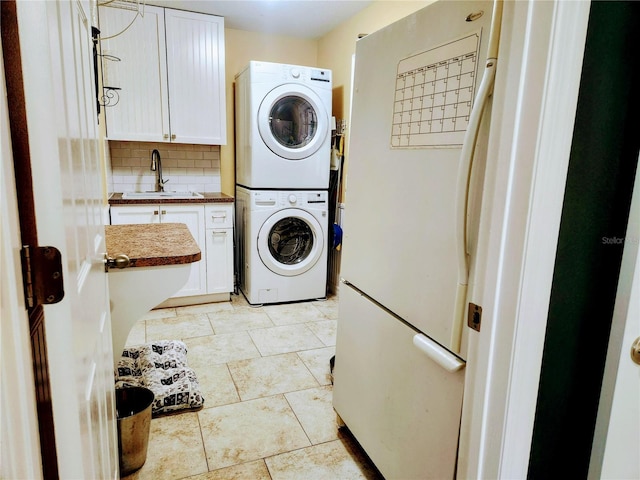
297 346 335 386
249 324 325 356
195 364 240 408
208 309 274 334
263 302 326 325
184 332 261 368
227 353 318 401
142 307 177 320
199 396 311 470
230 293 253 309
187 460 271 480
123 412 207 480
306 319 337 346
124 320 146 348
312 298 339 320
175 302 234 316
285 386 338 444
121 297 384 480
265 437 382 480
146 314 214 343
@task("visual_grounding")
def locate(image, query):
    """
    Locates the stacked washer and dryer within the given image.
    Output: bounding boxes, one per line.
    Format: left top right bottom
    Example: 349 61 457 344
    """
234 61 332 305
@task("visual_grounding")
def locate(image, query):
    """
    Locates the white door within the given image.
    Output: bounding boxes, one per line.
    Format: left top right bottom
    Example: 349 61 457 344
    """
15 1 117 478
589 161 640 479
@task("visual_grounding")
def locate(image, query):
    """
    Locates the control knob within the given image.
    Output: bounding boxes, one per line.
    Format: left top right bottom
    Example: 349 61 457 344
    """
290 68 300 79
288 194 297 204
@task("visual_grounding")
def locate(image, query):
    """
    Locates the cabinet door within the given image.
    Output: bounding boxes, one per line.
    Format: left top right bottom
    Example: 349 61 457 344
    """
164 9 226 145
206 228 233 294
161 205 207 297
99 5 170 142
110 205 160 225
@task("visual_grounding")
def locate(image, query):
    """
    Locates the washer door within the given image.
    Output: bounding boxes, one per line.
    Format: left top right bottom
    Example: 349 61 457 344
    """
258 84 329 160
257 208 324 276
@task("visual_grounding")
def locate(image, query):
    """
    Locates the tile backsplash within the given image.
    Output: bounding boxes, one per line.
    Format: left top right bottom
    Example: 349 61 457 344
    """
108 141 221 194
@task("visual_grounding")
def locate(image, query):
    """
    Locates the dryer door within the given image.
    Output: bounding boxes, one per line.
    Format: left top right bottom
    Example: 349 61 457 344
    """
258 208 324 276
258 84 329 160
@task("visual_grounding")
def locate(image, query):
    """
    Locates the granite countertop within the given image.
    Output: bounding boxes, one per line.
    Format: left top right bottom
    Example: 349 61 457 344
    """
105 223 201 268
108 192 234 205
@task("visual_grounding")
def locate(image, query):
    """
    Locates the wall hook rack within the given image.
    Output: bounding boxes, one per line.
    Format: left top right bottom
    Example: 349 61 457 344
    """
92 26 122 115
101 86 121 107
99 53 121 62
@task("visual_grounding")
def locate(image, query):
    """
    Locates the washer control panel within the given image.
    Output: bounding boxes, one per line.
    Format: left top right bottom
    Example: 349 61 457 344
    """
251 190 328 209
280 190 328 207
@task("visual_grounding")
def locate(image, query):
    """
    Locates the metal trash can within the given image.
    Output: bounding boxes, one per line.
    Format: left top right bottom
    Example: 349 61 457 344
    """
116 386 154 476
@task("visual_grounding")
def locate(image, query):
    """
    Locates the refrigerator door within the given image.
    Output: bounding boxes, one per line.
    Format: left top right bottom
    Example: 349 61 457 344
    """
341 0 494 356
333 284 465 479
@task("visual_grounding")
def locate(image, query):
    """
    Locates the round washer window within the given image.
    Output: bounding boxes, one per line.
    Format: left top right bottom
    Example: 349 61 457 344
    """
257 208 324 277
269 96 317 149
268 217 314 264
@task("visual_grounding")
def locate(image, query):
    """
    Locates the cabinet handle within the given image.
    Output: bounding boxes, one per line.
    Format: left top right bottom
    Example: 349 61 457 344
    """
153 210 159 215
161 210 167 215
163 134 169 140
171 134 176 140
212 230 227 235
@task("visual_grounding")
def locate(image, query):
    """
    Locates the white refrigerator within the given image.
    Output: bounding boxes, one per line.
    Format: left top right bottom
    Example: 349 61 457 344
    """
333 1 501 478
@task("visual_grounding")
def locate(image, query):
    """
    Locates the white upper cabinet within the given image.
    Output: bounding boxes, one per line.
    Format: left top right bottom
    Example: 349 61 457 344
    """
99 6 226 144
100 5 169 142
164 9 226 145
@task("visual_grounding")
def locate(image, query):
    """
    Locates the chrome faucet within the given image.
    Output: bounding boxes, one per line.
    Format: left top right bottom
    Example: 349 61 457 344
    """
150 149 167 192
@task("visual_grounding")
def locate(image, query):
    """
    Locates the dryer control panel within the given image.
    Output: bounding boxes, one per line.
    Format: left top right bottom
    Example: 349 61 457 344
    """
281 191 328 207
283 65 332 84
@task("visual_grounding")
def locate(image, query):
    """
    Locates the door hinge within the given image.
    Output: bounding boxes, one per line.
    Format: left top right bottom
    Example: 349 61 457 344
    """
21 245 65 308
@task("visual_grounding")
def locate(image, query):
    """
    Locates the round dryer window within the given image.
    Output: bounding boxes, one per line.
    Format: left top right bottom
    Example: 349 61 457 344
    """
258 85 329 160
257 209 324 277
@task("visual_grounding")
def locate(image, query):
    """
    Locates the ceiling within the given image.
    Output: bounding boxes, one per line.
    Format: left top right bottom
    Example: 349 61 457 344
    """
146 0 374 39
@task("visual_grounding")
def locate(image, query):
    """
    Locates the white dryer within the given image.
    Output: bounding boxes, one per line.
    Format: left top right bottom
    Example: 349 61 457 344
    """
235 61 332 189
235 186 328 305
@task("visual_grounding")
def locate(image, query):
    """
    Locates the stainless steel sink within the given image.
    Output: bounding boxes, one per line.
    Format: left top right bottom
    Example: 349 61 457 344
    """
122 191 204 199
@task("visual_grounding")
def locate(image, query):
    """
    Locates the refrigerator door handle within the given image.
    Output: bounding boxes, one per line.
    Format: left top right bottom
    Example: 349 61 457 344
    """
452 0 504 352
413 334 465 372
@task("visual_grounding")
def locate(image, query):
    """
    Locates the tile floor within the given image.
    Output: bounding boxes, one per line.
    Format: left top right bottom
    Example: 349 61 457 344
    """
122 292 383 480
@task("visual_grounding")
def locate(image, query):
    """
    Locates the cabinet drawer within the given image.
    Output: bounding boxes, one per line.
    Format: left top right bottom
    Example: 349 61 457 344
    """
205 204 233 229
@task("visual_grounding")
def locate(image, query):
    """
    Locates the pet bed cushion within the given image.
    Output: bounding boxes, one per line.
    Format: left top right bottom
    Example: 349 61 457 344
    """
115 340 204 416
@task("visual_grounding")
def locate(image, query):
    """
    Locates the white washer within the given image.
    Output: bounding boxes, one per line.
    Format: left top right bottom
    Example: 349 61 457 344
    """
235 61 332 189
235 186 328 305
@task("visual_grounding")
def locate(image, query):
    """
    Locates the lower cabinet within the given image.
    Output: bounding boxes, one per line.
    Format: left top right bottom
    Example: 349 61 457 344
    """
110 203 234 301
205 204 234 294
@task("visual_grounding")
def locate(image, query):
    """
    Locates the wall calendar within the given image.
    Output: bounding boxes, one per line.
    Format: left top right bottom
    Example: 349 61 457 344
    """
391 32 482 148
